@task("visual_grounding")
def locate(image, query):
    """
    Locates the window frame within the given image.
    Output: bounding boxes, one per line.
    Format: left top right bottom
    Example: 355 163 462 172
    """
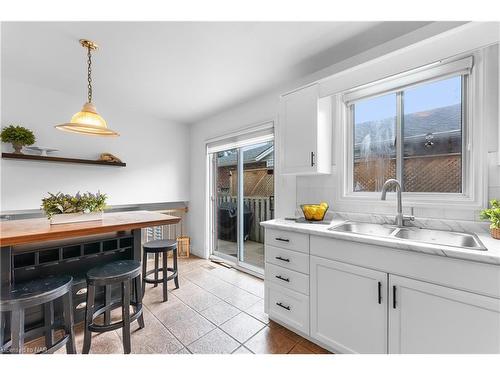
347 74 467 195
338 55 483 208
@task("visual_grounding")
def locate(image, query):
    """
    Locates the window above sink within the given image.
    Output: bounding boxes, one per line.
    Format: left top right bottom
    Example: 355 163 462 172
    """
351 75 463 194
335 50 489 211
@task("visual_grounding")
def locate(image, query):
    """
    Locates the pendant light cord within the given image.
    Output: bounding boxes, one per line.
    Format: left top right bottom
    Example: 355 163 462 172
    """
87 47 93 103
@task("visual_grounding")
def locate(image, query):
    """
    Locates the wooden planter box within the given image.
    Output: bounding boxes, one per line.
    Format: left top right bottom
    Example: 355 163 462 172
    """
50 212 103 225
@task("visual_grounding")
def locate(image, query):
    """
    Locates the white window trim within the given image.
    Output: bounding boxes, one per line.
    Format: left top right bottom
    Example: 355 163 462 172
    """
335 50 488 210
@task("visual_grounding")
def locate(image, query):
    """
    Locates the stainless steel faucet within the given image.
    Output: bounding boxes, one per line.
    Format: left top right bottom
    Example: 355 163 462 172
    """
381 179 415 227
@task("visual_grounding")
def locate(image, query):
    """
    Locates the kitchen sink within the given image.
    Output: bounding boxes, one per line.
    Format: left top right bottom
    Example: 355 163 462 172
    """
328 221 487 251
393 227 486 250
329 222 397 237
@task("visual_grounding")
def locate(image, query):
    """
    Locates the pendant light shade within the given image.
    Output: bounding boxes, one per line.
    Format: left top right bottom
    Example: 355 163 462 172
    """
55 39 119 137
56 102 118 136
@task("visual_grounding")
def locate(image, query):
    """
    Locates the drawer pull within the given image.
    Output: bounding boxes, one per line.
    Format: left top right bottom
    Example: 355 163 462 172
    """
76 302 86 310
276 302 291 311
275 237 289 243
76 287 87 295
275 256 290 263
275 275 290 282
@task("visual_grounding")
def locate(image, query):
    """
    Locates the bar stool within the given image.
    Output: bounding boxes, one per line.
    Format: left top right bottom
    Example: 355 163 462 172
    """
142 239 179 302
82 260 144 354
0 275 76 354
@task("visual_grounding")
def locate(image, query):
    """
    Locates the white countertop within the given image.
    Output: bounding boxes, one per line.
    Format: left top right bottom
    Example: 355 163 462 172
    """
261 218 500 266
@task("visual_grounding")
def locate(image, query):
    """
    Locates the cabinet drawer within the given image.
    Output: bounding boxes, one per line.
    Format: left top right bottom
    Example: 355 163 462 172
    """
266 245 309 274
266 283 309 335
265 229 309 253
266 263 309 295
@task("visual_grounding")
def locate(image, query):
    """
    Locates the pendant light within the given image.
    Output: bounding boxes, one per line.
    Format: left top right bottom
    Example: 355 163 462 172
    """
55 39 119 136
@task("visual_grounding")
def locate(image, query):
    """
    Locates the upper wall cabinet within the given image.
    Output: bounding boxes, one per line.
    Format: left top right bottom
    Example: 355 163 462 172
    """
279 84 332 175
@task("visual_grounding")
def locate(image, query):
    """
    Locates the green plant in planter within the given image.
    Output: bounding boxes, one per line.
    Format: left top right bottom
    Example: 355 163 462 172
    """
41 191 107 219
480 199 500 229
0 125 36 154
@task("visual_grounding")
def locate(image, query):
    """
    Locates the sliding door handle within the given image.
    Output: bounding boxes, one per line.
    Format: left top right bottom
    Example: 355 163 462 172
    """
311 151 315 167
392 285 397 309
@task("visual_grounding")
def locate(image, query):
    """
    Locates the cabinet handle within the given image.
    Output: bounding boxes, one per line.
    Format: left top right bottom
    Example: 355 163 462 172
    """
275 256 290 262
276 302 291 311
311 151 315 167
392 285 397 309
378 282 382 304
275 237 289 243
275 275 290 282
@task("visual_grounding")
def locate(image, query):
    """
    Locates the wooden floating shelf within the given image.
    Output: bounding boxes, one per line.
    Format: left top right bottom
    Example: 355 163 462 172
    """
1 152 126 167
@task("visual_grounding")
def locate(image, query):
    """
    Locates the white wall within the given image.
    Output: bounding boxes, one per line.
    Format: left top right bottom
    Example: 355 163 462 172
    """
188 93 279 257
188 22 500 258
1 78 190 211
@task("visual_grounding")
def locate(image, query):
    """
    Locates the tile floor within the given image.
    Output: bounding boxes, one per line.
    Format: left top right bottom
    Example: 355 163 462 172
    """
32 256 331 354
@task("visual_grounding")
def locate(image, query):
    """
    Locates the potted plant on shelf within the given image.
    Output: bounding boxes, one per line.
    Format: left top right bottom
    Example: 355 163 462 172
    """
0 125 36 154
41 191 107 224
480 199 500 239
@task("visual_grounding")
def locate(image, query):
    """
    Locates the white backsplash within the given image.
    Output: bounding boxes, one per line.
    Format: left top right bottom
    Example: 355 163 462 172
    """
294 150 500 230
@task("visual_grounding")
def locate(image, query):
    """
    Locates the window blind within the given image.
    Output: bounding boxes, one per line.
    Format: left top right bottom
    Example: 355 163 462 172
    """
206 121 274 154
343 56 473 104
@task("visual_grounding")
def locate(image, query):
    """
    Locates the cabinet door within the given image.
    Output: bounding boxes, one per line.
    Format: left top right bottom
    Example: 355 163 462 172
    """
280 84 318 174
279 84 331 175
389 275 500 353
310 256 387 353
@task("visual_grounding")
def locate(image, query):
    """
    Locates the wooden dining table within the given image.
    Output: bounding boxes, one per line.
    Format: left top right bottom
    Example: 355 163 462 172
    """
0 210 180 327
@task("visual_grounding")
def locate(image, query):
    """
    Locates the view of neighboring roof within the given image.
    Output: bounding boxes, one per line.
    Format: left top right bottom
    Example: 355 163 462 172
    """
355 104 461 143
354 104 462 158
217 142 274 167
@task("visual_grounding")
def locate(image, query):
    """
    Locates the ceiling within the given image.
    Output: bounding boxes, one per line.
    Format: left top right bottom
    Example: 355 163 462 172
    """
2 21 438 124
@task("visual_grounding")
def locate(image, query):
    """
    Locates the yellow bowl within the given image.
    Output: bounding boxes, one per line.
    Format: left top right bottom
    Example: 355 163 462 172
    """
300 203 329 221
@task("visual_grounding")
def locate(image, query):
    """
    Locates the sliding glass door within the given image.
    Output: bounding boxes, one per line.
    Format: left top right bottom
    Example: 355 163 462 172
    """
213 148 239 262
210 139 274 274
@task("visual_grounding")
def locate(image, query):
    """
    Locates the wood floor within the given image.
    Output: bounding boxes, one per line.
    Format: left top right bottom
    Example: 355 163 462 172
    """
28 256 330 354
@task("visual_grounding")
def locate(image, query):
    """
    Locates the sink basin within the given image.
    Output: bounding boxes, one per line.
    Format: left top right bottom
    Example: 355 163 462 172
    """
393 227 486 250
328 221 487 251
329 222 397 237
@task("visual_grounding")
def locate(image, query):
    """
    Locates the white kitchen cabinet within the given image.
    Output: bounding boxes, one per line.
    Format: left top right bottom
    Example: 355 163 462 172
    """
266 283 310 335
310 256 388 354
263 227 500 354
388 275 500 354
265 245 309 274
279 84 332 175
265 228 309 253
266 262 309 295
